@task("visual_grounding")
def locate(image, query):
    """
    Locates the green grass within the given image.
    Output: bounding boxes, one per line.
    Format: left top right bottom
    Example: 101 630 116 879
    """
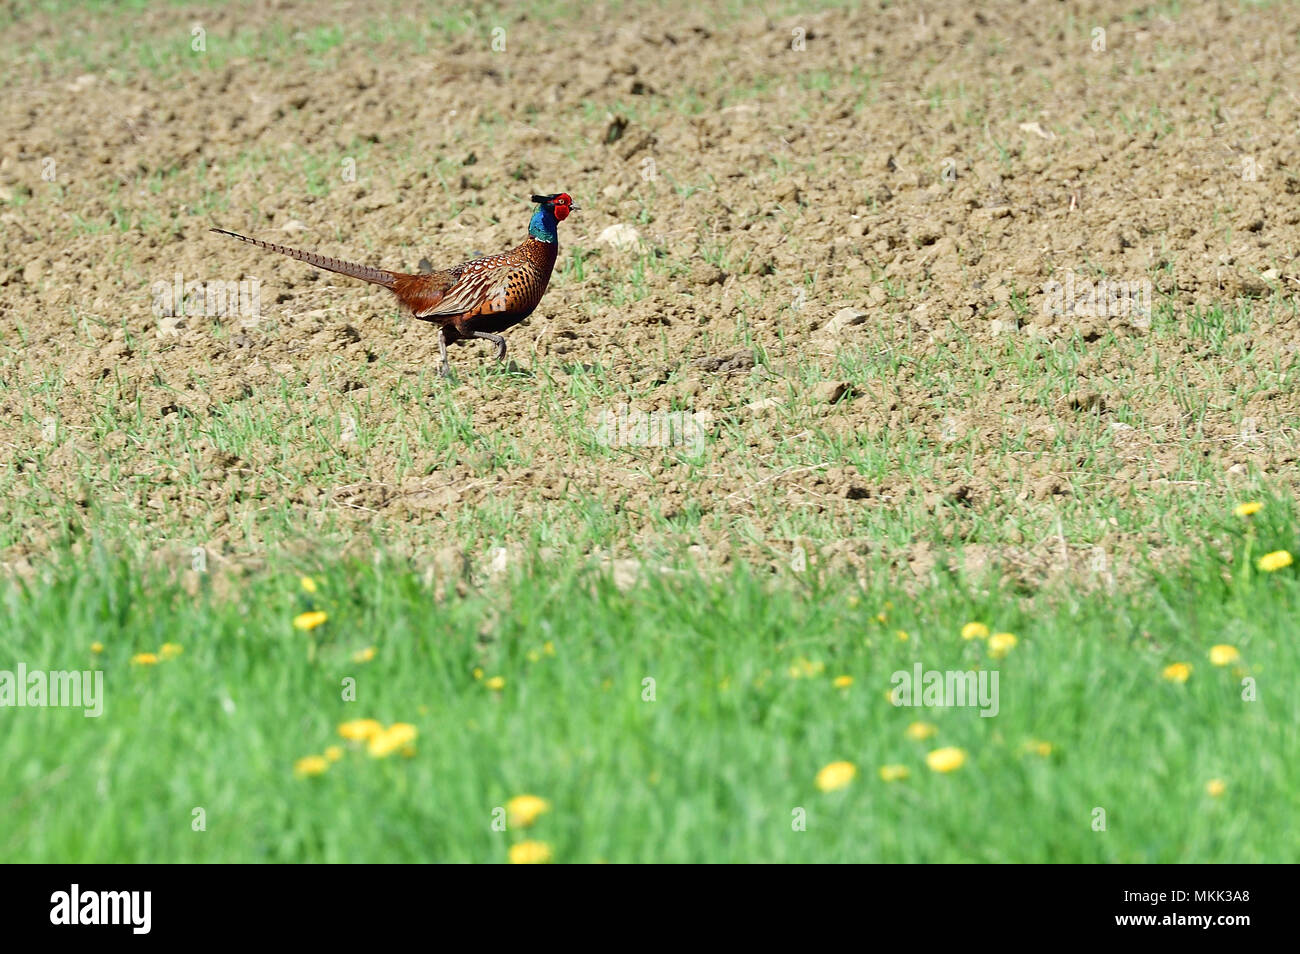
2 505 1296 862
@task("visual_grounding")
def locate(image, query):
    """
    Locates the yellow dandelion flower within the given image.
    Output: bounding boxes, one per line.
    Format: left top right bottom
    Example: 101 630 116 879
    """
878 764 910 782
509 840 553 864
543 641 556 656
1026 739 1053 757
131 652 159 666
815 760 857 792
160 642 183 660
1257 550 1293 572
1208 645 1240 667
473 667 484 680
961 622 990 640
293 610 328 631
90 642 104 654
506 794 552 828
895 629 910 641
293 755 329 777
300 575 319 593
484 676 506 691
323 745 344 762
905 721 937 741
1233 501 1262 518
926 746 967 773
338 718 384 741
832 675 854 689
1162 662 1192 683
351 646 376 663
875 611 887 623
368 722 418 758
988 632 1018 658
1206 778 1226 797
788 658 825 679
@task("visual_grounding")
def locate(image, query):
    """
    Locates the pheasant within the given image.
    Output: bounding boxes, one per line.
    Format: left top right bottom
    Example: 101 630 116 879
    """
210 193 576 375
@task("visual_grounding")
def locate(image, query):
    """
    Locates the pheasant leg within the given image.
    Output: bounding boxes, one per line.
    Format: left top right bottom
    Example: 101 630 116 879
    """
437 325 452 378
473 331 508 362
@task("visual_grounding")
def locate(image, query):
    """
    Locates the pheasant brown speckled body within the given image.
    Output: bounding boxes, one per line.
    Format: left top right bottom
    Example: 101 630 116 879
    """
211 192 575 375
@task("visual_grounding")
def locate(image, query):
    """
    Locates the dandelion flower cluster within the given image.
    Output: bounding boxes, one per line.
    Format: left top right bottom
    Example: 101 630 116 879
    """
294 610 328 631
506 795 552 829
1257 550 1292 572
367 722 418 758
132 644 184 667
1208 645 1240 667
925 747 967 773
905 721 937 741
293 755 329 778
815 761 857 792
878 764 910 783
509 840 553 864
988 632 1018 658
1162 662 1192 683
338 719 384 741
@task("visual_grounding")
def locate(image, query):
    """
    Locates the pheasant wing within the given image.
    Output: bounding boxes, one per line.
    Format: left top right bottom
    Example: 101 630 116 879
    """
412 256 516 319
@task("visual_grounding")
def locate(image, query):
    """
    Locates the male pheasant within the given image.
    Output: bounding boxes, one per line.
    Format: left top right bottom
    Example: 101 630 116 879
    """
210 193 575 375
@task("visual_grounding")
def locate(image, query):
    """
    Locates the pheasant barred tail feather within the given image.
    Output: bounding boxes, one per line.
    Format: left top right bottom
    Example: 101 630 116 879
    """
208 229 397 289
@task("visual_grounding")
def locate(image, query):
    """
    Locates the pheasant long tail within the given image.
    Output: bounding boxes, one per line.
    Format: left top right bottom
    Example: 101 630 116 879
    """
209 228 397 289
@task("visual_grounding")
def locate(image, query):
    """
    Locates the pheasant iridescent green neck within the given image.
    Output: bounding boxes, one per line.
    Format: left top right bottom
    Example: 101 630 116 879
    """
528 206 559 243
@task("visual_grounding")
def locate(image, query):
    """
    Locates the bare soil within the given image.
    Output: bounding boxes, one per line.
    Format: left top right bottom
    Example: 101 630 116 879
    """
1 0 1298 585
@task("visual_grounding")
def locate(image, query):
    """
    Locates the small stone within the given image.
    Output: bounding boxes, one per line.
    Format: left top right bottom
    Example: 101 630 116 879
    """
823 307 869 334
814 381 850 404
692 351 753 373
691 263 726 286
157 315 186 338
597 223 641 251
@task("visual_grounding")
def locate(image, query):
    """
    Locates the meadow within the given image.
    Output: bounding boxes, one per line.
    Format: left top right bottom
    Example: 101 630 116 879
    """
1 0 1298 862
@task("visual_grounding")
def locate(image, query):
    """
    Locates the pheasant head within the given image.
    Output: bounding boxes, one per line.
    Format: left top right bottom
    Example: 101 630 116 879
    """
528 192 577 242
